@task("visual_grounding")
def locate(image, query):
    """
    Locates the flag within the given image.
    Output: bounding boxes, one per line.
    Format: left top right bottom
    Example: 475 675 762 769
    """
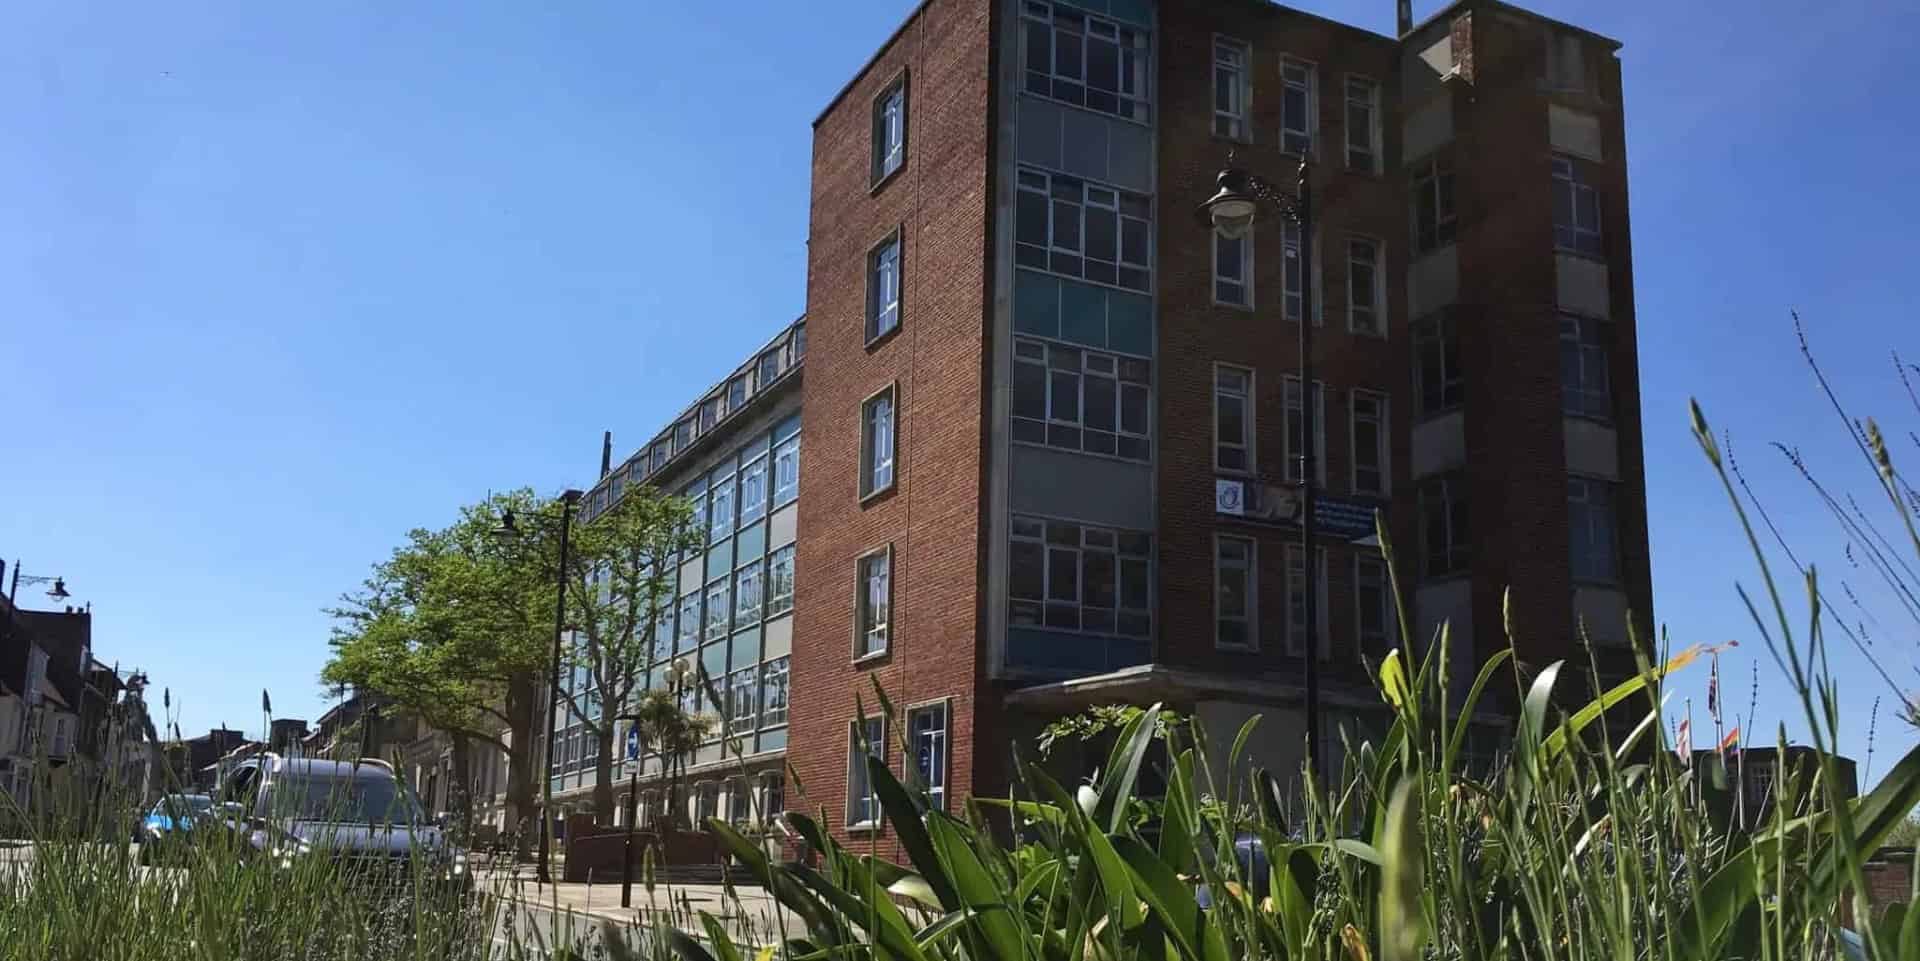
1718 727 1741 755
1706 656 1721 723
262 689 272 715
1675 718 1692 766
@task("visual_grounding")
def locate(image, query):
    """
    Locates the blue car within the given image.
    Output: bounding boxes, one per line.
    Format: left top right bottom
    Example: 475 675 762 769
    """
139 793 213 862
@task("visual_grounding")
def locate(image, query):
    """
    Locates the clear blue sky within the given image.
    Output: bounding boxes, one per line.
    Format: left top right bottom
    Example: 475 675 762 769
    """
4 1 1916 783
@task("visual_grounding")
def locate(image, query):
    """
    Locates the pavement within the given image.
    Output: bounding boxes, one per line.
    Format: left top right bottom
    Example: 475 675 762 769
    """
474 860 792 946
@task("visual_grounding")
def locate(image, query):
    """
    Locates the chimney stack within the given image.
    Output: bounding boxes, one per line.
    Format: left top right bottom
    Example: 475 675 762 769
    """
600 430 613 477
1397 0 1413 35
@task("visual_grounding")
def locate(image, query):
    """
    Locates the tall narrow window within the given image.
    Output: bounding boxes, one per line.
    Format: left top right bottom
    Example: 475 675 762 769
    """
1280 58 1315 155
1214 365 1253 473
773 434 801 507
873 77 907 185
1214 229 1251 307
909 703 948 810
1215 535 1255 650
1344 76 1380 172
767 544 796 616
1546 31 1585 91
846 716 885 827
759 656 789 727
1213 37 1250 140
1412 156 1457 254
1283 377 1327 485
739 453 769 527
676 592 701 652
1351 390 1388 496
856 548 891 659
868 234 901 342
727 668 757 734
860 387 896 498
1568 477 1618 582
1413 313 1464 415
1552 156 1603 257
1285 545 1329 658
1281 221 1317 323
1560 314 1612 418
704 579 731 641
1355 554 1393 654
1347 237 1383 335
709 469 735 541
1419 476 1470 577
734 560 763 625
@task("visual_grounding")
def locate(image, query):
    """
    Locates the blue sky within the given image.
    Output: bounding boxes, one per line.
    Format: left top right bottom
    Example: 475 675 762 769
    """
3 1 1916 783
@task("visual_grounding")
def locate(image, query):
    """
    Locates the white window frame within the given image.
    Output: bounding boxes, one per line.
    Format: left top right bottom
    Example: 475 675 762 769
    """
773 434 801 507
767 544 796 617
846 716 886 828
1560 313 1611 419
1213 364 1254 475
907 700 950 811
727 667 758 735
1412 156 1457 254
1350 390 1389 496
873 74 908 185
1414 312 1463 416
1552 155 1603 257
1280 221 1321 324
1019 1 1152 123
1419 476 1470 578
1344 74 1381 173
1214 534 1257 651
1279 56 1316 156
739 452 769 527
860 385 897 499
1568 476 1619 583
1285 545 1331 659
1213 36 1251 141
1011 337 1152 462
759 656 790 728
1014 167 1153 294
704 579 731 641
1346 236 1384 336
1213 228 1252 308
855 546 892 660
1354 553 1395 655
709 469 736 542
1008 514 1153 638
734 559 764 625
867 232 902 343
1282 376 1328 486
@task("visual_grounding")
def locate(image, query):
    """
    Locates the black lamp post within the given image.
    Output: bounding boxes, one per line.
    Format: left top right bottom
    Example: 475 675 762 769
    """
6 560 71 606
493 488 584 886
1198 159 1323 785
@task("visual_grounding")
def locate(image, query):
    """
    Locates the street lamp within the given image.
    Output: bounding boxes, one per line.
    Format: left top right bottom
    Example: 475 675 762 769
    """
1197 159 1324 785
492 488 585 886
6 560 71 606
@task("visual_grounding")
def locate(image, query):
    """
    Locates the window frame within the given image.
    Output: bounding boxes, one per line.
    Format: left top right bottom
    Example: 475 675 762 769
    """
1284 544 1331 659
866 230 904 345
767 543 796 617
1354 553 1395 656
1343 74 1381 173
1568 476 1620 584
1008 514 1153 638
759 656 790 728
845 715 887 829
871 71 909 188
734 557 764 626
859 384 898 501
907 700 950 811
773 434 801 508
1350 389 1389 496
1014 167 1153 294
1560 313 1612 420
854 545 893 662
1212 35 1251 142
1011 337 1152 462
1282 376 1328 486
1214 534 1257 651
1213 364 1255 475
1552 155 1604 258
1213 226 1253 308
1019 1 1152 124
1411 155 1458 254
1413 311 1464 418
1279 56 1316 156
739 452 770 527
1419 475 1471 578
1345 235 1384 336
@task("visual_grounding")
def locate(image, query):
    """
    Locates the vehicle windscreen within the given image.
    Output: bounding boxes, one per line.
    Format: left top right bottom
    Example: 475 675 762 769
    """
274 774 423 824
154 795 213 818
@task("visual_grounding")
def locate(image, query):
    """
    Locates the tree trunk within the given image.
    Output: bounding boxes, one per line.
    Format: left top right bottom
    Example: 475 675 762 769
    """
591 727 615 824
449 731 474 842
505 672 539 861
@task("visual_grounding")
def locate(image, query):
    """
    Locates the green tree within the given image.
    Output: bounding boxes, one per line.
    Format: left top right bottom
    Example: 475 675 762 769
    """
557 484 703 823
626 664 712 831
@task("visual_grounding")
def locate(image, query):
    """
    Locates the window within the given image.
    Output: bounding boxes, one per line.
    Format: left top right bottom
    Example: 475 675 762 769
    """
674 419 693 453
687 490 708 554
1346 237 1383 335
1285 545 1330 659
773 434 801 507
1280 58 1315 155
1412 156 1457 254
1021 2 1150 122
846 716 885 827
1546 31 1584 91
710 470 735 541
739 454 769 527
1351 391 1388 496
696 782 719 824
1214 229 1251 307
1015 168 1152 292
734 561 763 625
652 442 668 472
1009 515 1152 637
1213 37 1250 140
760 656 790 727
701 398 719 433
1420 477 1470 577
1356 555 1394 653
676 593 701 652
761 773 785 819
1283 377 1327 485
727 667 758 734
1414 313 1463 415
860 387 896 498
1214 365 1254 473
1012 338 1151 460
909 703 948 810
1552 156 1602 257
1345 76 1380 172
1215 535 1255 650
704 580 731 641
1569 477 1618 582
873 76 907 184
867 233 902 342
857 548 891 659
1561 315 1611 419
727 779 752 824
758 351 781 389
1280 220 1318 323
767 544 796 616
728 376 748 414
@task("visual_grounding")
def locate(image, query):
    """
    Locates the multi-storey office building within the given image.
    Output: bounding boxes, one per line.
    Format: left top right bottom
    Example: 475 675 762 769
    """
577 0 1648 842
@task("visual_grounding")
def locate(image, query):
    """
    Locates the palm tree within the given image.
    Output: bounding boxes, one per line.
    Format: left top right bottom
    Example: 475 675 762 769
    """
627 659 713 833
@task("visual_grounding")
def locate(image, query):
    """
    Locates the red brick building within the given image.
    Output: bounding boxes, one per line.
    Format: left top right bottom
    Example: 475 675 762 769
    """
582 0 1649 848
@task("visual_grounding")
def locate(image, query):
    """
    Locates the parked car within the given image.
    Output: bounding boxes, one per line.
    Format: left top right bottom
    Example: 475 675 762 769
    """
137 793 213 863
209 755 469 889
